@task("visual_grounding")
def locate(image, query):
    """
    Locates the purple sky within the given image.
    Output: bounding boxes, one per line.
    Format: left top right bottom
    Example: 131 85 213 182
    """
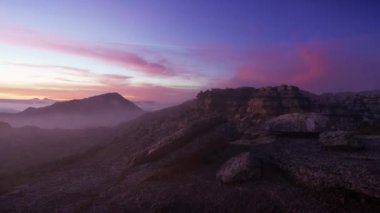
0 0 379 104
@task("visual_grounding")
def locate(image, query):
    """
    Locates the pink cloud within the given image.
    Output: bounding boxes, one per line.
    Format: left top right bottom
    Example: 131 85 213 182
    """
6 62 132 87
1 62 196 103
218 44 327 88
288 47 325 83
0 25 175 76
98 74 131 87
6 62 92 75
212 34 380 93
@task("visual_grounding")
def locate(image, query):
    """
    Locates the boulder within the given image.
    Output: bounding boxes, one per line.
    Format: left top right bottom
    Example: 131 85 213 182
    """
320 131 364 151
265 113 330 135
216 152 261 183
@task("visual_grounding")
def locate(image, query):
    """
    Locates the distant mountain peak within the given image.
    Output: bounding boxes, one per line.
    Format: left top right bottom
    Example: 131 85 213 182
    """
34 92 143 114
0 93 145 129
76 93 133 105
89 92 125 100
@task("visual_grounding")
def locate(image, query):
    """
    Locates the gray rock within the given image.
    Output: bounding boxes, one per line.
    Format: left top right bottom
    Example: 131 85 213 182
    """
320 131 364 150
246 86 311 116
230 136 276 146
265 113 330 134
216 152 261 183
265 137 380 199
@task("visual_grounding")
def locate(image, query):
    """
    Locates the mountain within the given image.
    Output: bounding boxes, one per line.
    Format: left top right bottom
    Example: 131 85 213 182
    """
20 93 141 115
0 93 144 129
1 85 380 212
0 98 55 113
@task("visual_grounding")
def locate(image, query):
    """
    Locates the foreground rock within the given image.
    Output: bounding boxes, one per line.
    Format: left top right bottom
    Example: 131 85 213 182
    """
265 113 330 135
216 152 261 183
264 137 380 199
320 131 364 151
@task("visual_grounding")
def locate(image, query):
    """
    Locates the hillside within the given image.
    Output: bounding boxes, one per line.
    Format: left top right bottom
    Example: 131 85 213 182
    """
0 93 144 129
1 85 380 212
0 121 117 176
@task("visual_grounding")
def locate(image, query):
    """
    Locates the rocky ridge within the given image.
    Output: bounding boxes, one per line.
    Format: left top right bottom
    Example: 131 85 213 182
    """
1 85 380 212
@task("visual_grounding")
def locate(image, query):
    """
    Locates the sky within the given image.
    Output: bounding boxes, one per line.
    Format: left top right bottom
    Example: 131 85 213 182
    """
0 0 380 104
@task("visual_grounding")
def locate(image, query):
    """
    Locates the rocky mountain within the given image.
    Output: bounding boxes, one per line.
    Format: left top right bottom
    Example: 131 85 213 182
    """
1 85 380 212
0 93 144 129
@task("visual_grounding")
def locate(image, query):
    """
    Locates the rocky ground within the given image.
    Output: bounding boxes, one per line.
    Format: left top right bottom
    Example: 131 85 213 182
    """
0 85 379 212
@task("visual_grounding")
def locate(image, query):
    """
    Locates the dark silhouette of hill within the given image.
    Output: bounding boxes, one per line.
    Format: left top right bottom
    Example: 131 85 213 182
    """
1 85 380 212
0 93 144 129
21 93 141 115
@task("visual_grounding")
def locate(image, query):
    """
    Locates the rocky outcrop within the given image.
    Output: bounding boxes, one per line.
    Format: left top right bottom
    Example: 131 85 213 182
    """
216 152 261 183
197 85 312 117
265 113 330 135
311 91 380 131
246 85 312 116
316 91 380 116
319 131 364 151
197 86 380 133
197 87 257 114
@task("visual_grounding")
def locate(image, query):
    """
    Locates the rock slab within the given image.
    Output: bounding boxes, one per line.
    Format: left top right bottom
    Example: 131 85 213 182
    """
216 152 261 183
320 131 364 151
